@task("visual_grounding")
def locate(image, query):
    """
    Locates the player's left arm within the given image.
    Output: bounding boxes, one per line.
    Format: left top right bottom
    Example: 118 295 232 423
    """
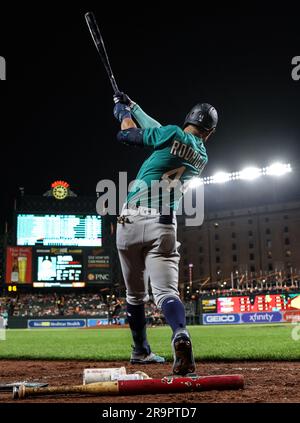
114 92 161 128
113 101 146 147
113 95 178 148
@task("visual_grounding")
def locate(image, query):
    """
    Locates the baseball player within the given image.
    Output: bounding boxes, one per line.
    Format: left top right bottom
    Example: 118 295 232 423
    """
113 93 218 375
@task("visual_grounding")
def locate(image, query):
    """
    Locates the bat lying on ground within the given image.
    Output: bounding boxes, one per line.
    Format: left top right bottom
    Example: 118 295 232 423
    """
0 381 48 392
13 374 244 399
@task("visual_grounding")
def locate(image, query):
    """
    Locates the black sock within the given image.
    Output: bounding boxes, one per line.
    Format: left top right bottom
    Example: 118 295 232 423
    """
161 297 186 335
126 303 151 354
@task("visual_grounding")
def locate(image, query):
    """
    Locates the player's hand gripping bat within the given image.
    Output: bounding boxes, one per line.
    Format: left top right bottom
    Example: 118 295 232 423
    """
85 11 120 94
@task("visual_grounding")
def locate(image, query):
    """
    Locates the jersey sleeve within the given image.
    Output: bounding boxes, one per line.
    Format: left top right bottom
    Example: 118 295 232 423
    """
142 125 179 149
131 104 162 129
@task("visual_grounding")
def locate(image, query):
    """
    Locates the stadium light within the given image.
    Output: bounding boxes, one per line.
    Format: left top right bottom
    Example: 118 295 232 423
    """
212 171 231 184
188 177 203 188
264 162 292 176
196 162 292 186
239 167 261 180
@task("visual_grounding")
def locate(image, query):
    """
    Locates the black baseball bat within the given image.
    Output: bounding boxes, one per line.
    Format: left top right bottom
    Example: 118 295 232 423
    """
85 11 120 94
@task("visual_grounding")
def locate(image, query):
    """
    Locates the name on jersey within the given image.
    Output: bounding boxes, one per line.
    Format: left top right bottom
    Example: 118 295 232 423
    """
170 140 206 171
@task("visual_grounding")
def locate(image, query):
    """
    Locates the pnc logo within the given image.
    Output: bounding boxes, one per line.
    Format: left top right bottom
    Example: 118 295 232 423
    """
95 273 110 281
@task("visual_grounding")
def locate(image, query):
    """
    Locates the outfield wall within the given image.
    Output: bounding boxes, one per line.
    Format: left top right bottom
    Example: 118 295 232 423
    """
7 310 300 328
7 316 126 329
202 310 300 325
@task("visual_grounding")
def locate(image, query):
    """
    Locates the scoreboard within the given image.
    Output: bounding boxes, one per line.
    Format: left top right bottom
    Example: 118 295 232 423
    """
34 248 84 288
31 247 112 288
16 214 102 247
217 294 300 313
201 293 300 314
5 212 113 288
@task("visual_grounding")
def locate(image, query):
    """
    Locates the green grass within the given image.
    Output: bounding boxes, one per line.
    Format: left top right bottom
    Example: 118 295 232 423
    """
0 324 299 361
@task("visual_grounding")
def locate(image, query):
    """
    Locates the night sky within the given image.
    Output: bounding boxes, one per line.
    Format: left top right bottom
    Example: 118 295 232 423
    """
1 6 300 227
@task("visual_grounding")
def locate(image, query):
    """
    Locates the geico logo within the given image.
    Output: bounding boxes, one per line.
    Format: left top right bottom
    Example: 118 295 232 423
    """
207 315 235 323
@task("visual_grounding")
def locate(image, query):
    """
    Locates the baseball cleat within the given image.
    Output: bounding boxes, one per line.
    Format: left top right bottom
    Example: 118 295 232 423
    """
171 330 195 376
130 351 165 364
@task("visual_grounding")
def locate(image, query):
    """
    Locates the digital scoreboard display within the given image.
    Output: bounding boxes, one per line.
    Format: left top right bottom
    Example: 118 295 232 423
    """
201 298 217 313
34 248 84 288
17 214 102 247
217 293 300 313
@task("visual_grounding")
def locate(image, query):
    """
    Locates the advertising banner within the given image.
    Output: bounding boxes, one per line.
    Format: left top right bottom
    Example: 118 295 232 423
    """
86 248 112 284
203 313 241 325
5 247 32 284
28 319 86 329
88 318 126 327
283 310 300 323
241 312 283 324
201 298 217 313
202 312 285 325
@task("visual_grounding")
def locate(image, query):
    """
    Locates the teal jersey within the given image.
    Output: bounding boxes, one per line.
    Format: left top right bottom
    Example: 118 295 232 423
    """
127 125 208 211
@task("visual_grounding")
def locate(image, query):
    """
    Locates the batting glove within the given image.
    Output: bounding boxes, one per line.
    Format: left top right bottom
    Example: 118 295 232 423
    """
113 102 132 122
113 91 136 109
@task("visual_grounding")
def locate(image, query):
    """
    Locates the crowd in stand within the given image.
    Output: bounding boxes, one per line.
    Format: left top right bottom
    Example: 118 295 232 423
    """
0 293 112 318
0 293 165 323
197 285 299 297
0 287 298 321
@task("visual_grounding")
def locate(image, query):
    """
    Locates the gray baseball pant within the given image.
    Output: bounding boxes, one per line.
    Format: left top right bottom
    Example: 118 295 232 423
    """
116 213 181 308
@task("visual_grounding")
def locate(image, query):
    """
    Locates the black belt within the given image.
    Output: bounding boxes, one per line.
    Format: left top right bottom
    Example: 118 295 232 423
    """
159 214 176 225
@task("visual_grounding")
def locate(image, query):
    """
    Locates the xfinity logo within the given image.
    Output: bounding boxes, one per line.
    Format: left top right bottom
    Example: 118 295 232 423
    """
249 313 274 322
0 56 6 80
242 312 282 324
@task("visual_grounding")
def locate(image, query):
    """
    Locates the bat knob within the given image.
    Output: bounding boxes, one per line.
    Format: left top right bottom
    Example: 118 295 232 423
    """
12 384 26 400
12 386 20 400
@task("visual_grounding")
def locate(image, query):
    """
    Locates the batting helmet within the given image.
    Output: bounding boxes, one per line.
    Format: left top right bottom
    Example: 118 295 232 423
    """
183 103 218 132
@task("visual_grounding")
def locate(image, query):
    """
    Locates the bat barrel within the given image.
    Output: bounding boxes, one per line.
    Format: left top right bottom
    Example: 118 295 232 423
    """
118 375 244 395
84 11 119 94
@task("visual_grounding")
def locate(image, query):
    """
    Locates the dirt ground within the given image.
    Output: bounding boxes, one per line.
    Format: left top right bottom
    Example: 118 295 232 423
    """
0 360 299 403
